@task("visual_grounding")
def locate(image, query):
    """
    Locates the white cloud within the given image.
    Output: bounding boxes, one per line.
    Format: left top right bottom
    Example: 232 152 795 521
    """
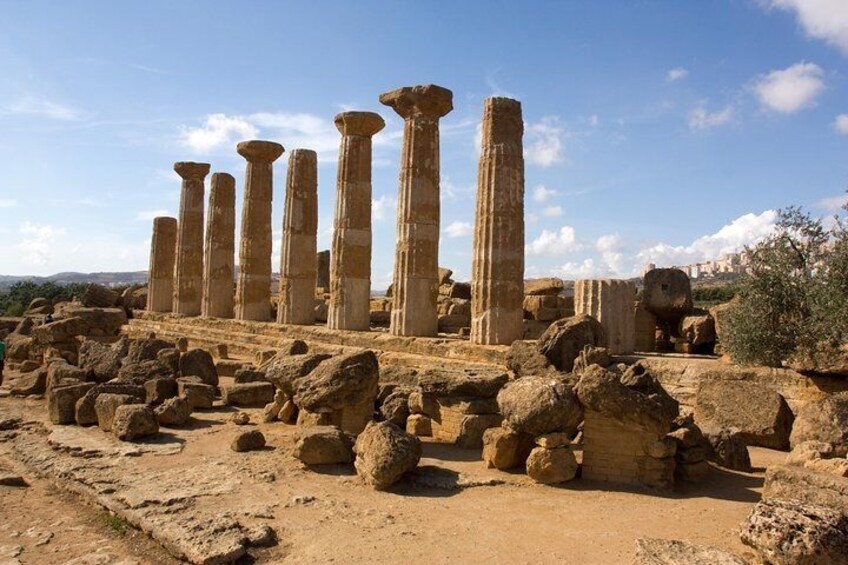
596 234 624 253
372 195 396 222
532 184 557 203
554 258 614 279
667 67 689 82
768 0 848 55
817 193 848 212
179 113 258 153
444 221 472 238
0 199 17 208
753 62 825 113
3 97 81 120
136 209 170 222
526 226 583 256
542 205 563 217
688 103 734 130
834 113 848 134
17 222 67 266
525 117 564 167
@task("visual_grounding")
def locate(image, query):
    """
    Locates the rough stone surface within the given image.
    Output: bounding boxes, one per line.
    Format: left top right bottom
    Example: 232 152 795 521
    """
48 383 95 424
116 359 174 385
382 84 453 337
526 446 578 484
706 429 752 472
95 393 138 431
265 353 332 397
81 283 119 308
481 426 534 470
633 538 746 565
294 350 379 412
576 367 673 435
112 404 159 441
537 314 606 372
642 268 693 324
380 388 411 427
179 348 218 386
695 379 794 450
574 279 636 354
497 376 583 436
354 421 422 490
177 379 215 410
223 382 275 407
739 499 848 565
75 383 145 426
505 340 555 377
524 278 564 296
173 161 210 316
328 113 384 331
231 429 266 452
125 338 174 365
201 172 236 319
679 312 716 347
293 426 354 465
470 97 524 346
790 392 848 457
146 217 178 313
155 396 193 427
78 338 128 382
418 367 508 399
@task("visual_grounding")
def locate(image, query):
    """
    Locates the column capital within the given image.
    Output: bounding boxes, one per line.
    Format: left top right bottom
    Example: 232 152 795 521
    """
379 84 453 120
237 140 285 163
334 111 385 137
173 161 210 180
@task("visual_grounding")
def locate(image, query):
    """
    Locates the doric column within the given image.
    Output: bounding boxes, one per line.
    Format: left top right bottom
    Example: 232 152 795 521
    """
574 279 637 354
147 216 177 313
173 161 210 316
470 97 525 345
278 149 318 325
202 172 236 319
327 111 385 331
235 140 284 322
380 84 453 337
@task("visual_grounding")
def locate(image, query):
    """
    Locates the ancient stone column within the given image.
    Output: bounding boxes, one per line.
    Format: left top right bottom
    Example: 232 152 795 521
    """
327 112 385 331
173 161 210 316
380 84 453 337
278 149 318 325
470 97 525 345
202 172 236 319
147 217 177 313
235 140 284 322
574 279 637 354
316 250 330 290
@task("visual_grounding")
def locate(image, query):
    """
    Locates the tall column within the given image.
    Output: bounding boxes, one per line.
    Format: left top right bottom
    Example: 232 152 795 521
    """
173 161 210 316
380 84 453 337
278 149 318 325
147 216 177 313
235 140 284 322
316 250 330 290
202 172 236 318
471 97 525 345
574 279 637 354
328 112 385 331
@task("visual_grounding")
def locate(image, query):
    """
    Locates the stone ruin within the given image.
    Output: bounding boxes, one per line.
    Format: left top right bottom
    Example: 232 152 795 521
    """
1 82 846 565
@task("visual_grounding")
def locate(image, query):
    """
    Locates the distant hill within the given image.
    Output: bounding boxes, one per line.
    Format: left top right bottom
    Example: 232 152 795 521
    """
0 271 148 290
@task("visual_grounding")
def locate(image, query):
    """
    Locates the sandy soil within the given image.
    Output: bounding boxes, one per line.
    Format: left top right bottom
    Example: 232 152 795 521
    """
0 369 786 564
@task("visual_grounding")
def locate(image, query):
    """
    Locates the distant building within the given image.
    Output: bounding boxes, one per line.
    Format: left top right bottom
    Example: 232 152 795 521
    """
672 251 752 280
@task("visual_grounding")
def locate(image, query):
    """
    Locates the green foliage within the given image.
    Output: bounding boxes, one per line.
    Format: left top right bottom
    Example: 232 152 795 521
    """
0 281 88 316
724 197 848 367
692 285 737 304
99 512 130 535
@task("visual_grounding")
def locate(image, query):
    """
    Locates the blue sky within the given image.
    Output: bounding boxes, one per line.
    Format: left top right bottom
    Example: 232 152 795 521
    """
0 1 846 286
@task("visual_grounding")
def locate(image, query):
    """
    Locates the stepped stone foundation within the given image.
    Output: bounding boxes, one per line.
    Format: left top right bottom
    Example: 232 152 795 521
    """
202 172 235 319
470 97 525 346
173 161 210 316
574 279 636 354
146 217 178 313
328 112 385 331
278 149 318 325
381 84 453 337
235 140 284 322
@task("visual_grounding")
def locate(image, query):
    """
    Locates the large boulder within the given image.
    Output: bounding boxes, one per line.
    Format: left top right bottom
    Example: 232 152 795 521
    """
292 426 354 465
179 348 218 386
706 428 752 473
790 392 848 457
537 314 606 372
178 378 215 410
620 362 680 422
124 337 174 365
380 389 411 427
642 268 693 324
81 283 119 308
633 538 746 565
75 382 145 426
117 359 174 384
155 396 193 427
112 405 159 441
31 317 87 346
694 379 794 450
524 278 564 296
10 366 48 396
417 367 509 399
294 351 379 412
265 353 332 396
78 337 128 382
61 307 127 336
739 499 848 565
481 426 534 470
525 446 578 484
223 382 275 407
354 421 421 490
497 376 583 436
94 393 138 432
231 430 266 452
46 360 86 390
678 311 716 347
48 383 95 424
505 340 555 377
575 365 672 435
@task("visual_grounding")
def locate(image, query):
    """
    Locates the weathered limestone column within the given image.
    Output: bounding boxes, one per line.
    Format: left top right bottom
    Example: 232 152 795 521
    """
380 84 453 337
470 97 525 345
173 161 210 316
574 279 637 354
202 172 236 319
327 112 385 331
235 140 284 322
278 149 318 325
147 217 177 313
316 250 330 290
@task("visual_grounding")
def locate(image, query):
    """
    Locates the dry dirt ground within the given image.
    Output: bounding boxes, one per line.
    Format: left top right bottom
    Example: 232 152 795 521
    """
0 371 785 565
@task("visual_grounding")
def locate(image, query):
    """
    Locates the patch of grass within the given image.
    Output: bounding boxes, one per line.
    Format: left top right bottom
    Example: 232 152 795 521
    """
99 512 130 536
